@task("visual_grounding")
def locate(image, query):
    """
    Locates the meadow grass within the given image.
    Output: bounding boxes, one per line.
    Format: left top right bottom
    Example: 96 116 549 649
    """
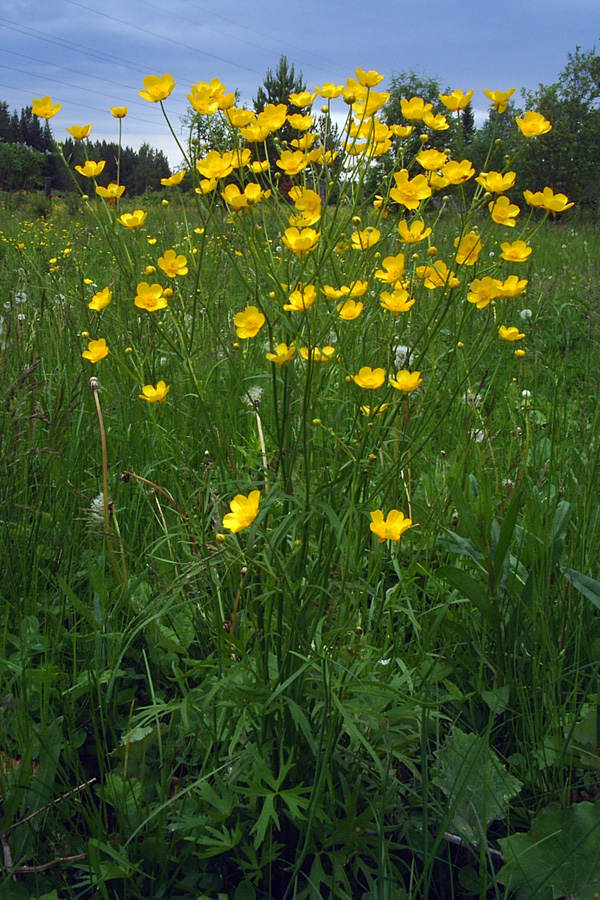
1 82 600 899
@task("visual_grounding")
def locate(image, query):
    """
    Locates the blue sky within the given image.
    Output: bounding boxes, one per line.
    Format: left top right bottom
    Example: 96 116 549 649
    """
1 0 598 166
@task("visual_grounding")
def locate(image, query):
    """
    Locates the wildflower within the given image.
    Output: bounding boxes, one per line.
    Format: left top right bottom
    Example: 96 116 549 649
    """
338 299 364 320
442 159 475 184
523 187 574 213
196 150 234 180
158 249 188 278
89 287 112 311
250 160 270 174
390 170 432 209
353 366 386 389
226 107 255 128
257 103 288 131
515 348 526 358
139 381 170 403
196 178 217 194
317 83 345 98
496 275 528 297
520 308 533 321
454 233 483 266
370 509 413 543
380 288 415 315
82 338 109 363
476 170 516 193
352 89 389 118
284 284 317 312
288 113 313 130
516 111 552 137
233 305 265 337
110 106 128 118
439 89 474 111
118 210 147 229
67 124 92 140
415 261 460 289
498 325 525 341
32 96 61 119
401 97 433 120
187 79 227 114
222 490 260 533
501 240 532 262
484 89 515 113
351 227 380 250
139 73 176 102
416 148 448 170
96 183 125 202
356 67 385 87
397 219 431 243
389 370 423 392
282 227 319 256
222 183 269 211
288 187 321 227
360 403 389 416
266 343 296 365
134 282 168 312
161 170 186 187
299 346 336 362
240 123 271 142
75 160 105 178
289 90 318 107
422 111 449 130
467 277 503 308
276 149 309 176
489 196 520 227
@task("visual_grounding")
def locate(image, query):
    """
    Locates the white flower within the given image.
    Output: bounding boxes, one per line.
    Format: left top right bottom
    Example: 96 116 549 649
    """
520 308 533 321
243 386 263 409
393 344 413 368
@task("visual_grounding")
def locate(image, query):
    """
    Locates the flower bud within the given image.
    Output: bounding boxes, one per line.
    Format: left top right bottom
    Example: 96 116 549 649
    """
233 342 240 350
163 287 174 298
419 133 428 143
344 92 356 104
312 418 322 426
352 215 361 225
125 346 132 354
216 533 227 543
162 199 169 207
81 330 90 338
427 246 438 257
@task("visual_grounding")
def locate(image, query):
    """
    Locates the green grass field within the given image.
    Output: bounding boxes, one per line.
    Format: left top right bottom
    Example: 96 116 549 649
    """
1 91 600 899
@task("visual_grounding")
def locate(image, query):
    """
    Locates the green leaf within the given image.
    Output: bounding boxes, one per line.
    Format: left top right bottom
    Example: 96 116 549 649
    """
563 568 600 610
437 565 492 618
498 801 600 899
493 488 523 579
433 728 522 842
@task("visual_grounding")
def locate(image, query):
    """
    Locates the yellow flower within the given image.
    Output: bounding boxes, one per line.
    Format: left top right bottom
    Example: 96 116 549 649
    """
374 253 405 284
290 132 316 150
422 112 449 130
276 149 309 176
355 67 385 88
158 249 188 278
489 195 520 227
370 509 413 543
226 107 255 128
498 325 525 341
289 90 317 107
196 150 234 180
351 227 380 250
442 159 475 184
161 170 186 187
353 366 386 389
390 170 432 209
223 490 260 533
352 89 389 118
89 287 112 311
67 124 92 140
360 403 389 417
96 183 125 202
288 187 321 227
338 299 364 320
282 227 319 256
257 103 288 131
501 240 532 262
484 89 515 113
284 284 317 312
400 97 433 120
380 288 415 315
75 160 105 178
250 160 271 174
523 187 574 213
222 183 269 211
515 348 526 358
32 96 61 119
139 381 170 403
139 74 176 102
187 79 227 114
266 343 296 365
439 89 474 111
475 170 516 193
390 123 416 137
389 370 422 393
415 261 460 289
240 122 271 142
454 232 482 266
134 282 168 312
416 148 448 170
196 178 217 194
118 209 147 229
467 277 503 308
496 275 528 297
110 106 128 118
316 83 345 98
299 346 336 362
397 219 432 243
516 111 552 137
82 338 109 363
287 113 314 130
233 305 266 338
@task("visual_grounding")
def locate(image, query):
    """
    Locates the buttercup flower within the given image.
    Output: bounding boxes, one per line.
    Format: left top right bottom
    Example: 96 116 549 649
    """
439 89 474 111
375 253 406 284
222 183 269 211
110 106 128 118
397 219 432 243
416 148 448 170
276 150 309 176
67 124 92 140
282 227 319 256
523 187 574 213
284 284 317 312
389 370 423 393
489 195 520 227
223 491 260 533
484 89 515 113
234 305 265 338
139 381 170 403
32 96 61 119
370 509 413 543
380 288 415 315
422 112 449 130
96 183 125 202
118 210 147 229
257 103 287 131
476 170 516 193
266 343 296 365
288 187 321 227
442 159 475 184
316 82 344 98
353 366 386 389
467 277 503 308
338 298 364 320
187 79 227 114
360 404 389 417
289 90 317 107
139 74 176 102
499 325 525 341
299 346 336 362
351 227 380 250
454 232 483 265
135 282 168 312
158 249 188 278
82 338 108 363
401 97 433 120
355 67 385 87
501 240 532 262
390 170 432 209
496 275 528 297
89 287 112 311
75 160 105 178
415 261 460 289
516 111 552 137
161 170 186 187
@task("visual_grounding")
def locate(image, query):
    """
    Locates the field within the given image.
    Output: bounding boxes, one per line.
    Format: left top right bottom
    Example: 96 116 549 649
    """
1 85 600 899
